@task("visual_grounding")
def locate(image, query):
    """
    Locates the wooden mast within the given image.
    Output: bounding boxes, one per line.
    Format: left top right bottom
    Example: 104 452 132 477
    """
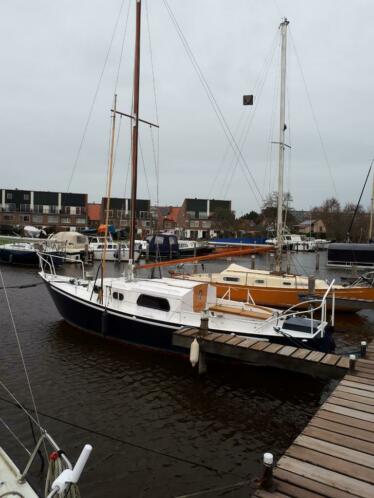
275 18 289 272
100 93 117 302
129 0 142 270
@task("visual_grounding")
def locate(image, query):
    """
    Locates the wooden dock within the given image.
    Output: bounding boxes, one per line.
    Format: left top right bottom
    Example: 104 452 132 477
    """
253 342 374 497
172 328 351 378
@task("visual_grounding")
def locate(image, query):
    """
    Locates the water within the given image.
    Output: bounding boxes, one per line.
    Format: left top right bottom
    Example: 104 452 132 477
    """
1 252 374 497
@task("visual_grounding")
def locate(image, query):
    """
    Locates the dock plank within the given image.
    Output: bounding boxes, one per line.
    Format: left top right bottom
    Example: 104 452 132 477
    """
290 348 311 359
341 379 374 392
321 354 340 366
310 416 374 443
179 327 197 336
303 425 374 455
237 338 259 348
277 455 374 497
305 351 325 362
203 332 223 342
316 409 374 433
285 445 374 484
249 341 270 351
337 357 350 369
214 334 234 344
336 384 374 400
273 468 357 498
294 434 374 468
278 346 297 357
327 395 374 415
273 478 325 498
333 389 374 406
225 335 247 346
322 402 374 423
262 343 284 354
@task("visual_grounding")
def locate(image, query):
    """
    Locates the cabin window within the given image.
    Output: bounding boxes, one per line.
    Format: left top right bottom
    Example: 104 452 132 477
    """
223 277 240 282
137 294 170 311
283 282 292 286
113 292 124 300
255 279 265 284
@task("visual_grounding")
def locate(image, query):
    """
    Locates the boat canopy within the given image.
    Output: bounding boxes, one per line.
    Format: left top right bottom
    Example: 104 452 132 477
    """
50 231 88 246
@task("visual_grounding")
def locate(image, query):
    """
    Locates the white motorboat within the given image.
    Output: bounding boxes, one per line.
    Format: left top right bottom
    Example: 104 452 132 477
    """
89 236 141 262
48 231 93 262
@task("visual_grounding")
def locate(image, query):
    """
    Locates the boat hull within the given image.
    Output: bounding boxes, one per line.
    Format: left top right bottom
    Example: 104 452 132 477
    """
44 279 334 353
0 248 63 267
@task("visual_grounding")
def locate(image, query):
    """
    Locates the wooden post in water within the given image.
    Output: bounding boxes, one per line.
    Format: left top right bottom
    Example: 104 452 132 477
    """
251 254 256 269
197 310 209 375
315 247 320 271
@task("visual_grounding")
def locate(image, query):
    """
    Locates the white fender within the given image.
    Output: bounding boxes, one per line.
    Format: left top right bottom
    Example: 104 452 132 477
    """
189 338 199 367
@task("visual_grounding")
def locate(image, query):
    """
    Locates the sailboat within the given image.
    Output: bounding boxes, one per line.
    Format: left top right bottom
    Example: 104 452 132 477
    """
171 19 374 313
38 6 335 352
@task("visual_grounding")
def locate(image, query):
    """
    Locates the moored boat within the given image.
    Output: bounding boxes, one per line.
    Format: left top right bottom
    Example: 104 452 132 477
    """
171 262 374 312
0 242 63 267
39 258 335 352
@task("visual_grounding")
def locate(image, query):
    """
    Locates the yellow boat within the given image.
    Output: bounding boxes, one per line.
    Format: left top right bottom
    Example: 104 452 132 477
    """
171 263 374 312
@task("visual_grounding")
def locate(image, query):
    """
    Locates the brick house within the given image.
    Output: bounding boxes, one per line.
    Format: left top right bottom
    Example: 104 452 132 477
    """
0 188 87 229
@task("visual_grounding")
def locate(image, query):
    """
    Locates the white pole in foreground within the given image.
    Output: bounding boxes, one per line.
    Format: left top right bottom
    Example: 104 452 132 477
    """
275 18 289 273
49 444 93 496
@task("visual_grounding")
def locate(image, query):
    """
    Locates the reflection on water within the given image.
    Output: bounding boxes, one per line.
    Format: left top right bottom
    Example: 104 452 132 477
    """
0 252 374 497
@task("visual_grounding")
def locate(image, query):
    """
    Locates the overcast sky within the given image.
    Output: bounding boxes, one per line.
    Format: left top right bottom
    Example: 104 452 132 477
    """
1 0 374 216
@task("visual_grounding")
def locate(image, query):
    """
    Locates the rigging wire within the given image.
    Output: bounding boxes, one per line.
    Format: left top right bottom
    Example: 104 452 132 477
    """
161 0 263 208
139 134 152 200
0 416 31 455
66 0 127 192
288 28 338 198
222 33 280 200
0 394 247 482
145 0 160 206
113 0 132 96
0 270 47 457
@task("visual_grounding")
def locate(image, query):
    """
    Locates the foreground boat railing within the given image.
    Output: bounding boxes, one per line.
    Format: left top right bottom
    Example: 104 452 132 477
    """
38 252 86 279
16 428 92 497
252 280 336 336
18 430 72 483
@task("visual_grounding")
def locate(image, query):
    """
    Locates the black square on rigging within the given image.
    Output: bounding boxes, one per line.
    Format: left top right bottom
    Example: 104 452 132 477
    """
243 95 254 105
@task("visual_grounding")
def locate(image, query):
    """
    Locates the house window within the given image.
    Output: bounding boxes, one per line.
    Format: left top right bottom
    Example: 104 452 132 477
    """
190 220 199 228
23 193 30 201
43 205 50 214
32 215 43 223
20 215 30 222
48 215 59 223
76 218 86 225
6 193 12 200
137 294 170 312
61 217 71 224
3 214 14 221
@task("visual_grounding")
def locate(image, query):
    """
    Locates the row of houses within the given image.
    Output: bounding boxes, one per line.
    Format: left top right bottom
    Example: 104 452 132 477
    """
0 188 232 239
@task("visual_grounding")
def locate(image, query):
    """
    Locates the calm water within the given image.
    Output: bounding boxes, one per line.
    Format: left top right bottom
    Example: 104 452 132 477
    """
1 252 374 497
